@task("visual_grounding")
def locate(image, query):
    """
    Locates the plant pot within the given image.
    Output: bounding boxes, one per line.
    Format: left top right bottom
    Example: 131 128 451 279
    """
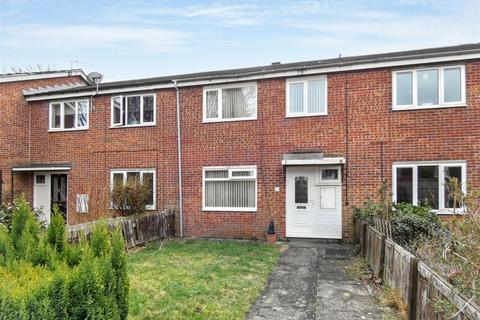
265 233 277 244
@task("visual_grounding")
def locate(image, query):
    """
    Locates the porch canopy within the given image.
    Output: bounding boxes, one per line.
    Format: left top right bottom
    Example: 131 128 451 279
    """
12 163 72 172
282 153 345 166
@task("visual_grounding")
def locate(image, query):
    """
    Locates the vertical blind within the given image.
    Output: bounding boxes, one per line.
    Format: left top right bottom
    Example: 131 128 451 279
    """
205 85 256 120
204 168 256 209
288 78 326 114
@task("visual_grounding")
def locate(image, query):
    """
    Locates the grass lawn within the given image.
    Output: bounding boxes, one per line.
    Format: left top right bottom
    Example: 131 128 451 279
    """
127 239 281 320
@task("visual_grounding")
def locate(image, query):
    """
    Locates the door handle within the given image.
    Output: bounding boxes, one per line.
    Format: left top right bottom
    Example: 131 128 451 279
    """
296 206 306 209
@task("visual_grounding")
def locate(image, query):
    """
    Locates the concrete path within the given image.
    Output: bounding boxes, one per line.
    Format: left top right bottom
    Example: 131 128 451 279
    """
246 241 394 320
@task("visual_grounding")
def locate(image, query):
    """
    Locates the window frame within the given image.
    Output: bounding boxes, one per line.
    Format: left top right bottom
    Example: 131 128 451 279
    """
110 94 156 128
110 169 156 210
202 82 258 123
202 165 257 212
392 161 467 214
48 99 89 131
286 75 328 118
392 65 466 111
35 174 46 185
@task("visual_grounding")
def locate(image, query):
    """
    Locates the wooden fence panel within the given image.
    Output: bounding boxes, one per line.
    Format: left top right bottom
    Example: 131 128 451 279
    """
365 226 386 278
67 209 176 249
357 218 480 319
416 261 480 320
383 238 418 320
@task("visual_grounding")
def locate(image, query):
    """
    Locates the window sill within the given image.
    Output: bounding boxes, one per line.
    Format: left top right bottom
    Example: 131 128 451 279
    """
110 123 156 129
286 113 328 118
202 207 257 213
48 127 89 132
202 117 257 124
433 208 465 215
392 104 467 111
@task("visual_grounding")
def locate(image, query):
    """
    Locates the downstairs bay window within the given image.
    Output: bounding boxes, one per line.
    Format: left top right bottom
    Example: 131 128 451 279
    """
203 83 257 122
203 166 257 211
110 169 156 210
392 161 466 213
111 94 156 127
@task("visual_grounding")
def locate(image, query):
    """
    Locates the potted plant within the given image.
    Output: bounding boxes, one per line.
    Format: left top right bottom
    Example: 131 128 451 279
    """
265 219 276 244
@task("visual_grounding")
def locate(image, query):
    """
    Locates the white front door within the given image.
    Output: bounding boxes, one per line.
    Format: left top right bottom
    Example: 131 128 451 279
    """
33 172 51 224
286 166 342 239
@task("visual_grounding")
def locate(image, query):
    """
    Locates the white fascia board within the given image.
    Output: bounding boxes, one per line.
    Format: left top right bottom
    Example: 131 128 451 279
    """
176 53 480 87
25 83 173 101
282 157 346 165
24 52 480 101
0 70 89 84
12 167 71 172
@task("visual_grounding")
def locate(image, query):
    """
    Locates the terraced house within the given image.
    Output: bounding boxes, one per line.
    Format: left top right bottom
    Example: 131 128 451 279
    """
2 43 480 240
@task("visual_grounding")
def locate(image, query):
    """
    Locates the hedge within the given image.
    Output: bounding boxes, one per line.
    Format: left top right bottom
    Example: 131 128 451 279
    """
0 198 129 320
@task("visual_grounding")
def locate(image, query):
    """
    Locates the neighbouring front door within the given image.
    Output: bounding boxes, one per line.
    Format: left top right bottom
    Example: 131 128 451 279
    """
286 166 342 238
33 172 68 224
51 174 68 221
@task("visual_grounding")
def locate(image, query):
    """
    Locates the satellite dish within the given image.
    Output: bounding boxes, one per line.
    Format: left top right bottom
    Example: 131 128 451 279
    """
87 72 103 85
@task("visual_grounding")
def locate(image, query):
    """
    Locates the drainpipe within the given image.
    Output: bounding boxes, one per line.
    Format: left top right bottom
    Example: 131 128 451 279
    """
173 80 184 238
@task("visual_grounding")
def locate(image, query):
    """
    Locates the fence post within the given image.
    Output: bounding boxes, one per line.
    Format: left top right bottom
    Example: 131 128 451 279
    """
361 221 367 257
408 257 419 320
378 233 386 279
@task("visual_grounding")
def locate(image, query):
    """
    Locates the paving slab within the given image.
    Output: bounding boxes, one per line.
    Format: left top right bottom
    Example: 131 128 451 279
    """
246 242 395 320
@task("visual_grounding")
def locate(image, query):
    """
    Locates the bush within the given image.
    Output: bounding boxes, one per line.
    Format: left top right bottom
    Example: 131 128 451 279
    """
0 196 129 319
389 203 442 247
111 178 151 216
46 207 67 254
354 181 442 248
416 180 480 302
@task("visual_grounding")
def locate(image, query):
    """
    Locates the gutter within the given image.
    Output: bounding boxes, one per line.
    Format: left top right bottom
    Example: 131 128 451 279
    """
173 80 184 238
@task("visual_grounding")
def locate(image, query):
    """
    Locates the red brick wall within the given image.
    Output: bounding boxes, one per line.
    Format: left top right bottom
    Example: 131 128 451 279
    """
28 90 179 225
0 76 84 204
179 61 480 240
8 60 480 238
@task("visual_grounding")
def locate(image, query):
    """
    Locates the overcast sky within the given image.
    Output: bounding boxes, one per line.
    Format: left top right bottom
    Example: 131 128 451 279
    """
1 0 479 81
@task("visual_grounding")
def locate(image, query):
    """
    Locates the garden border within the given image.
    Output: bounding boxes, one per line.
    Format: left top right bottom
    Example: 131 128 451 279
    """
354 218 480 320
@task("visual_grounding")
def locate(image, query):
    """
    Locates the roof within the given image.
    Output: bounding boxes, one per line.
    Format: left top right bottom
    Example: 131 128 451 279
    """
12 162 72 172
0 69 90 84
24 43 480 100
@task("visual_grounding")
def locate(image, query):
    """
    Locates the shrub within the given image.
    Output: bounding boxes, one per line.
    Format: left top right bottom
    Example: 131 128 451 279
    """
354 181 442 248
46 207 67 254
417 180 480 302
111 178 151 216
389 203 442 248
0 196 129 319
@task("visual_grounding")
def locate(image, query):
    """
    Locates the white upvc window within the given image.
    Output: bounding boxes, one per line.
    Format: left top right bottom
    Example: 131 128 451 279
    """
202 166 257 211
392 161 466 214
49 100 89 131
392 65 466 110
203 82 257 122
286 75 328 117
110 169 156 210
111 94 156 127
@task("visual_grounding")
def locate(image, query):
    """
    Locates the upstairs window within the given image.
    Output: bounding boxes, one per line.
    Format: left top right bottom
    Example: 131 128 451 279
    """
393 162 466 212
393 65 465 110
203 83 257 122
111 94 156 127
286 76 327 117
49 100 89 131
203 166 257 211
